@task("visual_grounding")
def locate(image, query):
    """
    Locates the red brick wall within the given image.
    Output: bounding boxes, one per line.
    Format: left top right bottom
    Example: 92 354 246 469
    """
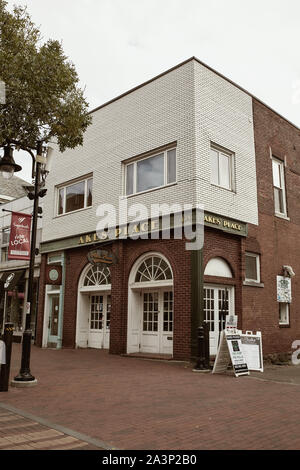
36 229 244 360
244 99 300 355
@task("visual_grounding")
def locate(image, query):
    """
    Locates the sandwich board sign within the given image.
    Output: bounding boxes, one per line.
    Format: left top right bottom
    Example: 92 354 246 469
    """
240 331 263 372
212 330 249 377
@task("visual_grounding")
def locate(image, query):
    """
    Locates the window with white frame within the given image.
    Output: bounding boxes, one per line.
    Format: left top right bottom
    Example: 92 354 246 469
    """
0 227 10 263
272 158 287 216
125 147 176 196
245 252 260 283
210 145 234 191
279 303 289 325
57 176 93 215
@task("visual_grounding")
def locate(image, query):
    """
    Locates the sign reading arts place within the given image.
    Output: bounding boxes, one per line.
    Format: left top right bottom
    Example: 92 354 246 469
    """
8 212 32 261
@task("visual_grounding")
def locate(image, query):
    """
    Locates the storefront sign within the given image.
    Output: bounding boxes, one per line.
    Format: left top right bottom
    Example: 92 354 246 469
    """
0 340 5 365
240 331 263 372
213 330 249 377
40 210 248 254
8 212 32 261
87 249 118 267
277 276 292 303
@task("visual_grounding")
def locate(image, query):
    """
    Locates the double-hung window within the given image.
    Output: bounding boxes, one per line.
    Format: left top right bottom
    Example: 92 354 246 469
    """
0 227 10 263
125 147 176 196
245 252 260 283
210 145 234 191
57 176 93 216
279 303 289 326
272 157 287 217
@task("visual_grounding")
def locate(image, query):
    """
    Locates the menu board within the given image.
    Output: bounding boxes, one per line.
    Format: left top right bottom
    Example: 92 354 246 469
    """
240 332 263 372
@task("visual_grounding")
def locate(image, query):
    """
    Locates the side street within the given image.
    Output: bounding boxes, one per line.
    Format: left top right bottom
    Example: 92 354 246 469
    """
1 344 300 450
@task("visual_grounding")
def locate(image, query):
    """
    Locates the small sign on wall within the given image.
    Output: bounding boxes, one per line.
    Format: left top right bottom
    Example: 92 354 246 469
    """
45 265 62 285
277 276 292 303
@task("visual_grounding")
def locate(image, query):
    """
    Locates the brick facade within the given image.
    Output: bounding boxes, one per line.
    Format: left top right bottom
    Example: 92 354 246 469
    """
241 99 300 356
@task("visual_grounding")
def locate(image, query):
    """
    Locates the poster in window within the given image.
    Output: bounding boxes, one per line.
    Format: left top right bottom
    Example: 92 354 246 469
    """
277 276 292 303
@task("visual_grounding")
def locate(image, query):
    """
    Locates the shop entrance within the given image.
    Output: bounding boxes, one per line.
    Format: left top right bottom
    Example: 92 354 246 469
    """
76 264 111 349
204 285 235 356
140 289 173 354
88 294 111 349
127 253 174 356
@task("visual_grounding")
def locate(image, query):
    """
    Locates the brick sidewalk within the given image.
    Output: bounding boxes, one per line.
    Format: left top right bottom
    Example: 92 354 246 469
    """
0 406 104 450
1 344 300 450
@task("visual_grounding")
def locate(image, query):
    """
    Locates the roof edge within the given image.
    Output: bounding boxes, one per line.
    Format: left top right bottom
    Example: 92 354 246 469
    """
89 56 300 132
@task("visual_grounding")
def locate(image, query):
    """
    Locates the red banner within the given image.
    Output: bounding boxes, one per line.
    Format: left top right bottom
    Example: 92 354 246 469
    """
8 212 32 261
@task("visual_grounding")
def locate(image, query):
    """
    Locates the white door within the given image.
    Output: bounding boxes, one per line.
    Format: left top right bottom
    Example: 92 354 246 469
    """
204 285 234 356
88 294 111 349
140 290 173 355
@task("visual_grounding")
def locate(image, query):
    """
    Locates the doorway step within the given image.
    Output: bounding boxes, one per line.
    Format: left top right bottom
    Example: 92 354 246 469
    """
122 352 173 361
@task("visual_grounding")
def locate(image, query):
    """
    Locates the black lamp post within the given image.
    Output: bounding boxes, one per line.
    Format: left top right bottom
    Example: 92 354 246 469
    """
0 142 51 385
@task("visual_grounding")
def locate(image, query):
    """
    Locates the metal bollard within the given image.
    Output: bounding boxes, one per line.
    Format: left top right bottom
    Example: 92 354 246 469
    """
194 326 206 370
0 323 14 392
203 321 210 369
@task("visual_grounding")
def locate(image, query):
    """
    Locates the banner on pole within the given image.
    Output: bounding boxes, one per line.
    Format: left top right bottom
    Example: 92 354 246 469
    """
8 212 32 261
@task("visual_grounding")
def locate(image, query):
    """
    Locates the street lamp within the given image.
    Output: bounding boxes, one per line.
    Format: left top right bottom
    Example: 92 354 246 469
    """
7 141 53 386
0 145 22 179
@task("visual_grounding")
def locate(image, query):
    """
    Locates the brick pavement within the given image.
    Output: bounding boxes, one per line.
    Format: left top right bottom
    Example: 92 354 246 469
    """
0 407 104 450
1 344 300 450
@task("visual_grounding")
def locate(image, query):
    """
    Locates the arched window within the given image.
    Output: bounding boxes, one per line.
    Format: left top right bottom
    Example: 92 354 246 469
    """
83 265 111 286
204 257 232 278
135 255 173 283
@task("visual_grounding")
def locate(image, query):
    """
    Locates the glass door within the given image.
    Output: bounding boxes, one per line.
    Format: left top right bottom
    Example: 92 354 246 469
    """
48 294 60 344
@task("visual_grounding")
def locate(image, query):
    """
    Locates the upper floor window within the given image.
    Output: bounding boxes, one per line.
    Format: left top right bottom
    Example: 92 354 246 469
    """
57 176 93 216
245 252 260 283
210 144 234 191
272 158 287 217
125 147 176 196
0 227 10 263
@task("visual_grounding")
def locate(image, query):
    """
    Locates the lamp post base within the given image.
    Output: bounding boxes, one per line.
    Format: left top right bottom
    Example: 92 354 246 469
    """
13 329 36 384
11 379 38 388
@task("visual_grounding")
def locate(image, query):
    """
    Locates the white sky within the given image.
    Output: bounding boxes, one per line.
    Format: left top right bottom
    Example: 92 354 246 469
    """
6 0 300 182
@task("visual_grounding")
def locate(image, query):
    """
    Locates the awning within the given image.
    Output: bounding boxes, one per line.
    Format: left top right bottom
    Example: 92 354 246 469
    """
0 270 25 291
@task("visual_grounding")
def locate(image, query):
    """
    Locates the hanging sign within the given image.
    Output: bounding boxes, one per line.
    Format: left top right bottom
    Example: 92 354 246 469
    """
277 276 292 303
8 212 32 261
87 249 118 267
0 340 6 365
240 331 263 372
213 330 249 377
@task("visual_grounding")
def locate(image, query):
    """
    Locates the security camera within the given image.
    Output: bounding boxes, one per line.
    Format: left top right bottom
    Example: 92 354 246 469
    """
283 265 295 278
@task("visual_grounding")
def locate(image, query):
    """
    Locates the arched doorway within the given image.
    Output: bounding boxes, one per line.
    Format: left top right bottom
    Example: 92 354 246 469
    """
76 264 111 349
127 252 174 356
204 257 234 355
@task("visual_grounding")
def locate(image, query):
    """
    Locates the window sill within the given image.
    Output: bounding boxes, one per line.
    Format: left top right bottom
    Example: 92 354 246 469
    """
275 212 290 221
54 206 92 219
125 182 177 198
243 280 264 288
210 183 236 194
279 323 290 328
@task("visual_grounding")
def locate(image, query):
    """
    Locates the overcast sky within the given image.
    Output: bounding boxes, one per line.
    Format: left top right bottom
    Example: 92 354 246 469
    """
6 0 300 182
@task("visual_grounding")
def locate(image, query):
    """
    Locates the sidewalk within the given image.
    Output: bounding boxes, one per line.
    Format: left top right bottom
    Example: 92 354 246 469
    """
1 344 300 450
0 405 105 450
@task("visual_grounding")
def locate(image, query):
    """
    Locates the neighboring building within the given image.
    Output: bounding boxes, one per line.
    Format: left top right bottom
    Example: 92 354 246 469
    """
35 57 300 360
0 196 42 340
0 174 31 204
